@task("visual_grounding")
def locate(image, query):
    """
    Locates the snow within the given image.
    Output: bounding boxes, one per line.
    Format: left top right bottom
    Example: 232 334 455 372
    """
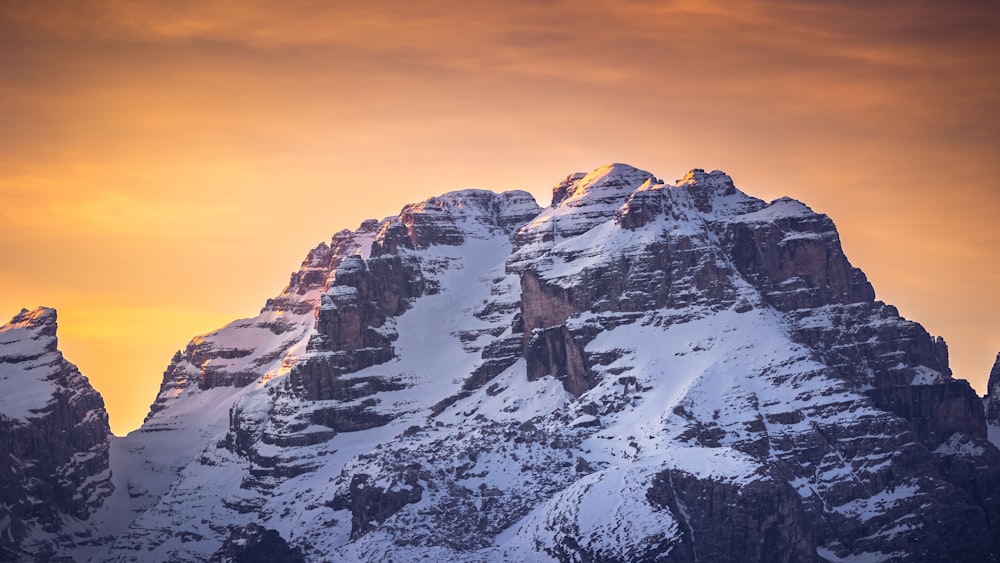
910 365 943 385
817 546 902 563
832 484 918 521
570 305 838 484
569 414 599 427
0 308 61 420
448 361 570 424
496 463 680 561
90 383 267 540
735 196 816 223
354 237 516 414
0 360 58 421
557 164 657 209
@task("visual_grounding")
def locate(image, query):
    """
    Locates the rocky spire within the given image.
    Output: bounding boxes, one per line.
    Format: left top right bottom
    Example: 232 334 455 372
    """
987 352 1000 424
0 307 113 560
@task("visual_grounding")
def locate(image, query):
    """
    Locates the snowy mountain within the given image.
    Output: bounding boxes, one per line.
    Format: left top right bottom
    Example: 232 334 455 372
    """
0 308 113 561
2 164 998 562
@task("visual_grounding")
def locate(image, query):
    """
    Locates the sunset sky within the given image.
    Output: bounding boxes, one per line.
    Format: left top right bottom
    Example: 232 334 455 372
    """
1 1 998 435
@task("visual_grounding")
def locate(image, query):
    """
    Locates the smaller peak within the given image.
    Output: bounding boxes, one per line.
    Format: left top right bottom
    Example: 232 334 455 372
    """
357 219 381 232
2 307 59 343
676 168 734 188
432 188 496 202
598 162 648 174
9 307 57 330
552 163 657 207
497 188 537 201
591 163 658 182
734 197 816 224
423 188 539 210
402 189 498 215
400 189 539 224
766 196 814 213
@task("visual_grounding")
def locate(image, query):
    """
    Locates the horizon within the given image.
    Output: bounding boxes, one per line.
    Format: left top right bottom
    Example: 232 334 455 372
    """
1 1 998 435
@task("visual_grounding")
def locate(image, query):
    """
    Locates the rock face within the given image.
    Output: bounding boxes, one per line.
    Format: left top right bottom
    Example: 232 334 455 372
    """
7 164 999 562
0 307 113 561
209 524 305 563
151 221 381 404
987 353 1000 427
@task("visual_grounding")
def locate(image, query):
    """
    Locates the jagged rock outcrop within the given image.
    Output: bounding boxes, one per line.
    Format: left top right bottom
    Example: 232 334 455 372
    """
290 251 424 401
209 524 305 563
150 221 383 406
15 164 999 562
728 196 876 312
987 353 1000 426
0 307 113 561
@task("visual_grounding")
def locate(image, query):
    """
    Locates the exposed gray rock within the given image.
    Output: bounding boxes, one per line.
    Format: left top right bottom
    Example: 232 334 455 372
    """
209 523 305 563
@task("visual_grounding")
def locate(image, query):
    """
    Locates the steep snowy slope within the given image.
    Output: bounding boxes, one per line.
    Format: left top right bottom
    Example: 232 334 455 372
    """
0 308 113 561
25 164 1000 562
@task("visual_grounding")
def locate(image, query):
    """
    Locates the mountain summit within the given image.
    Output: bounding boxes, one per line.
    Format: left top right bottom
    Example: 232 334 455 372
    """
2 164 998 562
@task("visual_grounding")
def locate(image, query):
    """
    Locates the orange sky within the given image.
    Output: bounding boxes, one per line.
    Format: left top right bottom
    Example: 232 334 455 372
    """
1 1 998 435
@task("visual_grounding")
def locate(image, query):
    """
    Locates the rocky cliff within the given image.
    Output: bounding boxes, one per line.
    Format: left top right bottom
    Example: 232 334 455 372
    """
986 353 1000 441
0 308 113 562
2 164 998 563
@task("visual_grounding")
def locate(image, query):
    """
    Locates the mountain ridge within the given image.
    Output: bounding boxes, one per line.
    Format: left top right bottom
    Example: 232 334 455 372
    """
1 163 998 562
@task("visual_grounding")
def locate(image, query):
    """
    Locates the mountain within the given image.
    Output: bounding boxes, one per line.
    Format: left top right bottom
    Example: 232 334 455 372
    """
2 164 998 562
0 308 114 562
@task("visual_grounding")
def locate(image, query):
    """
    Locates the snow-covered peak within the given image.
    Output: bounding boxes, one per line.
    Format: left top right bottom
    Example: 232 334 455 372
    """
401 188 540 229
666 168 762 219
379 188 541 250
510 165 662 264
414 188 535 209
6 306 58 335
734 196 817 224
675 168 734 189
552 163 658 208
0 307 64 420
